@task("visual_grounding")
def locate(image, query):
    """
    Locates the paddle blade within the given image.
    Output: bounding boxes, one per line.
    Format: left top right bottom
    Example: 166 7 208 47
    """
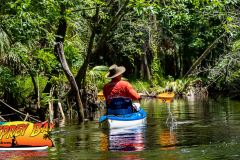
156 97 173 103
98 91 105 101
156 92 175 103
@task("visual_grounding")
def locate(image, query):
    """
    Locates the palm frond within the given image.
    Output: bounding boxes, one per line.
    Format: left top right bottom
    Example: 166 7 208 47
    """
0 28 11 57
92 65 109 71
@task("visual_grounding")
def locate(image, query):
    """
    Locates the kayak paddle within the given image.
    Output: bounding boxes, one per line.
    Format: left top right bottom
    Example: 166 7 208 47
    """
97 91 105 100
141 92 175 103
98 91 174 103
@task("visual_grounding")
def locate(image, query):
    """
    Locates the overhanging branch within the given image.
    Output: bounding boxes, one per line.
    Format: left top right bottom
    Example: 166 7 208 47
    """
71 0 114 12
183 32 226 79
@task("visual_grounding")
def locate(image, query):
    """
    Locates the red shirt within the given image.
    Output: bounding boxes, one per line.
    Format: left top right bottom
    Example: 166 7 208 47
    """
103 79 141 100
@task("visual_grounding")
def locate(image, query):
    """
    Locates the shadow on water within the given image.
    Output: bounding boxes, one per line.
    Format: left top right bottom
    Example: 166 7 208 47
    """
3 93 240 159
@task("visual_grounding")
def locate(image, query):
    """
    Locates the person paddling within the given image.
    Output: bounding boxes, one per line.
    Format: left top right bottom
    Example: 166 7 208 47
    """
103 64 142 111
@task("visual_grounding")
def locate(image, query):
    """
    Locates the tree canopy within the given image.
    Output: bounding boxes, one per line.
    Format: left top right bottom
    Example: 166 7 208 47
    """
0 0 240 121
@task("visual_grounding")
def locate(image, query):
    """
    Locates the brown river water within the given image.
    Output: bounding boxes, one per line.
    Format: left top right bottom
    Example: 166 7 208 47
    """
1 93 240 159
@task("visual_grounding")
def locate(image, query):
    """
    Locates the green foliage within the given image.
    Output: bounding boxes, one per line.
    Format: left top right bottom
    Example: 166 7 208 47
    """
0 0 239 109
64 41 84 71
17 75 48 98
0 66 48 104
167 75 174 82
132 0 157 16
37 49 58 74
0 28 11 56
0 66 18 92
130 80 151 93
85 65 131 91
162 78 193 93
40 93 58 107
86 65 109 91
152 56 163 87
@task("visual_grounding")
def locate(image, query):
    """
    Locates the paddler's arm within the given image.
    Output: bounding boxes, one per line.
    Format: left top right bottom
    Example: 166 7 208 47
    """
125 82 142 100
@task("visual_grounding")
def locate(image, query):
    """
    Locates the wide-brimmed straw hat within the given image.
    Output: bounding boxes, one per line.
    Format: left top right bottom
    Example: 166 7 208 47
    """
105 64 126 79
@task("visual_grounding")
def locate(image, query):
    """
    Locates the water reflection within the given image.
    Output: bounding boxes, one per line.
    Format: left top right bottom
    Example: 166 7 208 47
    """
22 95 240 159
101 125 146 152
0 150 48 159
183 94 209 102
160 104 178 150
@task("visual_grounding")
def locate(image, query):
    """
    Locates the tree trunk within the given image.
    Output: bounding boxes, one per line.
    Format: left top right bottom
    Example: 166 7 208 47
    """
36 72 46 121
48 100 54 123
178 51 182 77
75 6 99 88
42 3 67 94
143 51 151 80
58 101 65 120
134 53 140 78
140 43 151 80
141 54 145 79
29 72 38 99
48 86 54 123
173 50 179 78
158 43 165 74
27 69 45 121
56 42 84 122
182 45 190 76
164 49 175 77
183 33 226 79
75 0 130 87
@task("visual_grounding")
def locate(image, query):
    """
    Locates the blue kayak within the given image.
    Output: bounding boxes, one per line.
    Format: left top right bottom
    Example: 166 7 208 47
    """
99 97 147 129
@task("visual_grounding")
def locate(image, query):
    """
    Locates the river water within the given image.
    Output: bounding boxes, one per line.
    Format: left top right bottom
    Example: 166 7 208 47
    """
1 94 240 159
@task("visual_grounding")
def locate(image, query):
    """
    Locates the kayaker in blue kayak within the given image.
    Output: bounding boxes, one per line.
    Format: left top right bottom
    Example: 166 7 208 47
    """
103 64 143 112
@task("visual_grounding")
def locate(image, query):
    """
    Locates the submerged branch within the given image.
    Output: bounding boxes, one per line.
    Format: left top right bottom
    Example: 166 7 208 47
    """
0 100 39 122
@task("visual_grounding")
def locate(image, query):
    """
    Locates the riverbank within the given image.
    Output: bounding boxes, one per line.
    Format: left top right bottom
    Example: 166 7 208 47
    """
130 78 208 96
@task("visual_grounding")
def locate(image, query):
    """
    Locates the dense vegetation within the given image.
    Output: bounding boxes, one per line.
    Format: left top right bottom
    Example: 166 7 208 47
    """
0 0 239 122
